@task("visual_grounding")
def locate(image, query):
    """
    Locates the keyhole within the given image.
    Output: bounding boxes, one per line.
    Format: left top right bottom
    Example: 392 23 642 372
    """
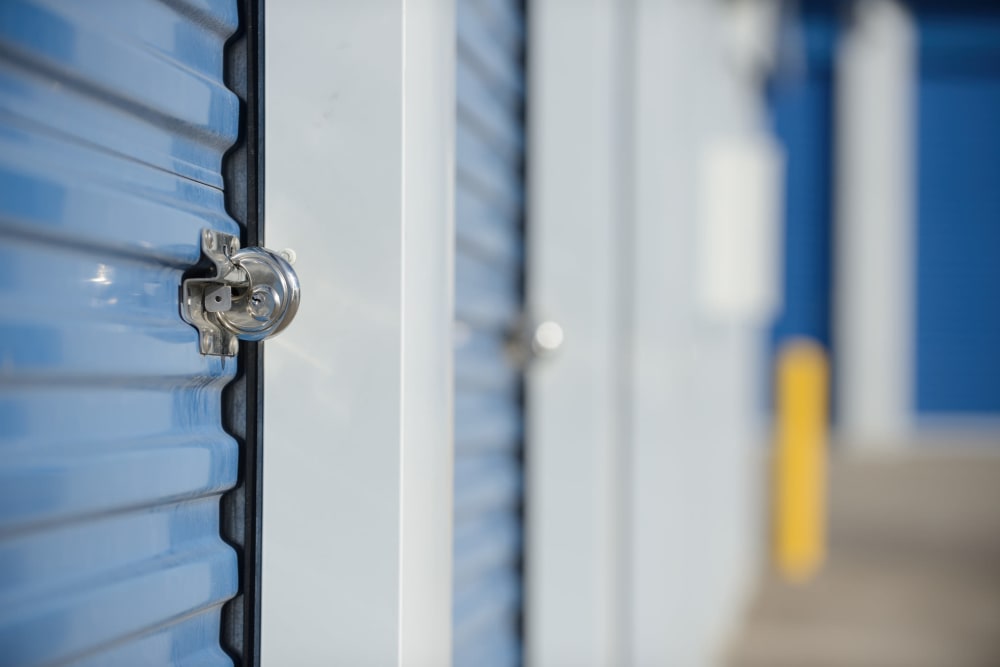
215 295 223 303
248 286 277 321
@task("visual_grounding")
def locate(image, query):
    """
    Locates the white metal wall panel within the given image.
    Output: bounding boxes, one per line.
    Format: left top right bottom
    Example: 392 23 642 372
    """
0 1 243 664
453 0 526 664
628 2 772 664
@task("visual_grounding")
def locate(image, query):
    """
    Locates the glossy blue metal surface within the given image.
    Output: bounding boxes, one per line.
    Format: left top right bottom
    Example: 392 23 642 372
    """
453 0 526 664
915 3 1000 414
0 1 241 664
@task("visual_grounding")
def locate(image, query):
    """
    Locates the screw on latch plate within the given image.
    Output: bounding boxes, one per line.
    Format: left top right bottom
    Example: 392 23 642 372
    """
181 229 301 356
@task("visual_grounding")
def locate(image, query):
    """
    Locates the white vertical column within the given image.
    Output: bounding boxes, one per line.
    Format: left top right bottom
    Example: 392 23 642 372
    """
836 0 916 449
263 1 455 664
525 1 625 665
398 0 455 662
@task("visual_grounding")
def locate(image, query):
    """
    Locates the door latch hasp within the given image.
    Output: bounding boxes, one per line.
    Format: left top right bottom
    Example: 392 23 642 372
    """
181 229 300 356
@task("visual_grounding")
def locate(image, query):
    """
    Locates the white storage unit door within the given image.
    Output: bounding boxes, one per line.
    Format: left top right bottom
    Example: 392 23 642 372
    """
452 0 527 664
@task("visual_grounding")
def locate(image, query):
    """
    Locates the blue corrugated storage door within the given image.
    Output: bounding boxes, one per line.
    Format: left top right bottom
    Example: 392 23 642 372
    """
769 8 836 358
914 4 1000 415
767 6 836 423
0 2 244 664
453 0 526 664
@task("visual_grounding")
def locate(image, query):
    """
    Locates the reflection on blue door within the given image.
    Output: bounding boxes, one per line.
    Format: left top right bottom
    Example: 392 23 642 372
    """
0 1 242 664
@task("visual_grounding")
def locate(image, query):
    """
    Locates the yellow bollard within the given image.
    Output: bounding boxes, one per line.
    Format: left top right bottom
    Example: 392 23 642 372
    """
773 338 829 582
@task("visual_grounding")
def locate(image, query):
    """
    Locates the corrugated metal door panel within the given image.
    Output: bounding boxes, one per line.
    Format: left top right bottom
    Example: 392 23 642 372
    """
0 2 242 664
914 5 1000 415
453 0 526 664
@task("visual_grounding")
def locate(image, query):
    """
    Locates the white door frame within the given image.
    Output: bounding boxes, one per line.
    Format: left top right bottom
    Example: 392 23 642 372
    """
525 0 627 664
262 1 455 663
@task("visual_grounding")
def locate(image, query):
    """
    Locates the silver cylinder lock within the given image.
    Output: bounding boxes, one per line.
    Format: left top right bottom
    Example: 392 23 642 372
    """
182 229 301 356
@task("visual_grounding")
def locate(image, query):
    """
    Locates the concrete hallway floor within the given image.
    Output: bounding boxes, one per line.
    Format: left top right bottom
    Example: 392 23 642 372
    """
725 450 1000 667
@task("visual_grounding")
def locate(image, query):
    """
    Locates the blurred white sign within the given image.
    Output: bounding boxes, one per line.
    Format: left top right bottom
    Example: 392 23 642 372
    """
696 135 784 321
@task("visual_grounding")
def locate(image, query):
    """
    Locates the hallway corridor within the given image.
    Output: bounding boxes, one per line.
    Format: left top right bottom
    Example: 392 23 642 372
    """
726 450 1000 667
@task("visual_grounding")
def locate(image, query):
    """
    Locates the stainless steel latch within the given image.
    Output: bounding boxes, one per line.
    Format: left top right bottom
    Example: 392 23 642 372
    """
182 229 300 356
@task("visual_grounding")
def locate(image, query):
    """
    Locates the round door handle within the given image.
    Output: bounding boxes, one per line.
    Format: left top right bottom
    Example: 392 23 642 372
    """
531 320 565 356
